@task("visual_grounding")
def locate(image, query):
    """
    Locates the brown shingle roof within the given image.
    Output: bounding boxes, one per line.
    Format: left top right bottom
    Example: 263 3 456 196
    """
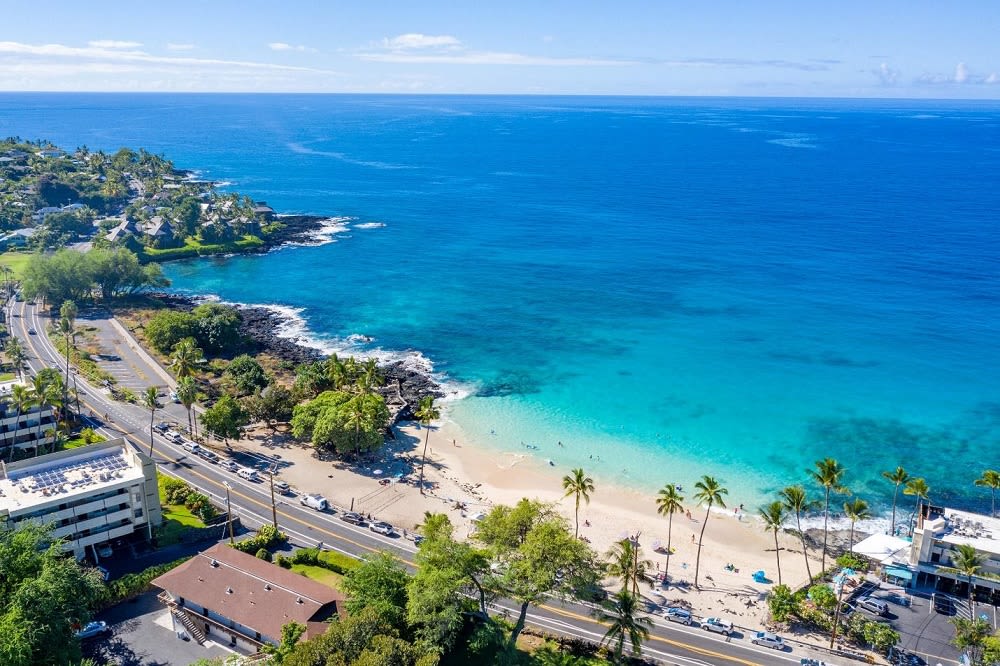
152 543 344 642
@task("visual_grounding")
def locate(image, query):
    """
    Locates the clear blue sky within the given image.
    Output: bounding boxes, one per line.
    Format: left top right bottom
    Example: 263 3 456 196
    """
2 0 999 97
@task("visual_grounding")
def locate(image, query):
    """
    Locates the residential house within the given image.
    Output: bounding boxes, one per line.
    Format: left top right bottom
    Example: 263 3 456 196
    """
0 227 38 249
252 202 275 221
153 543 345 652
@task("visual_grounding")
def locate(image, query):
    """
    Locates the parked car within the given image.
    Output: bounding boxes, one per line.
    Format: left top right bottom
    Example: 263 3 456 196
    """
165 430 184 444
700 617 733 636
573 583 609 603
197 449 219 463
751 631 784 649
75 621 110 640
664 607 693 625
153 422 171 433
274 480 291 494
369 521 395 536
182 440 201 453
299 493 328 511
238 468 260 481
857 596 889 617
169 391 180 403
339 511 365 525
221 460 239 472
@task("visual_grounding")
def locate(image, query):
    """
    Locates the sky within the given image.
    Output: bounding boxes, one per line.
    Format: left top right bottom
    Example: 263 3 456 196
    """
2 1 1000 98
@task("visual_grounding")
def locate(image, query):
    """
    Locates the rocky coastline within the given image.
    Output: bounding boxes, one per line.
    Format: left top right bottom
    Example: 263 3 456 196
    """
151 293 444 424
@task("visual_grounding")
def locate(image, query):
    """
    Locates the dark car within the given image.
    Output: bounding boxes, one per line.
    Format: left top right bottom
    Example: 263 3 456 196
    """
339 511 365 525
27 327 36 335
153 422 171 433
933 594 955 615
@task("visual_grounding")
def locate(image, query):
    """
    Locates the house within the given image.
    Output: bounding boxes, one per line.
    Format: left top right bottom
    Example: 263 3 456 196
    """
35 148 65 159
0 228 37 249
252 202 275 221
31 206 63 222
0 437 162 561
153 543 345 652
105 218 139 243
142 216 179 247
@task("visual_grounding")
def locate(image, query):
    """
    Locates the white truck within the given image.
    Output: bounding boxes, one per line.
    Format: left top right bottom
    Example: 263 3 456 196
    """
299 493 329 511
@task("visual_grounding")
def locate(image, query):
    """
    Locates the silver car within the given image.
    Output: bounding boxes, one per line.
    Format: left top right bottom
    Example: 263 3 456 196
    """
751 631 784 649
664 607 693 625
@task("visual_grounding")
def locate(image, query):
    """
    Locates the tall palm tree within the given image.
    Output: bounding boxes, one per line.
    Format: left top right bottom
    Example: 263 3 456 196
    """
974 470 1000 517
142 387 159 457
606 537 652 596
415 396 440 495
7 384 30 462
903 478 930 536
169 337 202 379
357 358 383 397
881 467 910 537
655 483 684 589
4 338 27 382
809 458 848 574
598 591 652 665
562 468 595 538
693 475 728 589
30 373 54 457
326 353 347 390
779 485 818 583
843 498 871 553
941 543 986 620
176 376 198 438
759 500 788 586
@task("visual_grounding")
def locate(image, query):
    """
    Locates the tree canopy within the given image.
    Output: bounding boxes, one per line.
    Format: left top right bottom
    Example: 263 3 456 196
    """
22 247 167 304
291 390 390 454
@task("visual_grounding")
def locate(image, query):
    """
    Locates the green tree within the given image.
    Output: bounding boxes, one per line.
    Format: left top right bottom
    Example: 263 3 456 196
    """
142 386 159 456
951 617 993 666
169 337 202 379
261 621 306 664
415 396 440 495
225 354 269 396
655 483 684 590
191 302 241 355
243 385 294 432
145 310 196 354
606 537 651 596
6 384 31 462
767 583 799 622
562 467 595 538
58 300 77 408
809 458 848 574
5 337 27 382
342 552 411 628
31 370 63 456
940 543 988 620
597 590 652 664
692 475 728 589
808 582 838 612
22 249 93 304
779 485 818 583
200 395 248 444
176 376 198 438
759 500 788 586
861 621 900 654
475 499 598 654
843 498 871 553
881 467 910 536
903 477 930 537
974 470 1000 517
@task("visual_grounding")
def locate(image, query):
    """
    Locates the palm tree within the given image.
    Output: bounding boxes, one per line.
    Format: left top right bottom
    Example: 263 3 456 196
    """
7 384 30 462
562 468 595 538
809 458 848 575
693 475 728 589
598 590 652 664
974 470 1000 517
142 387 159 457
5 337 27 381
169 337 202 379
903 478 930 536
415 396 440 495
326 354 348 390
940 543 987 620
176 376 198 438
606 537 652 596
357 358 383 397
759 500 788 586
843 498 871 553
881 467 910 537
779 485 818 583
655 483 684 589
30 373 54 457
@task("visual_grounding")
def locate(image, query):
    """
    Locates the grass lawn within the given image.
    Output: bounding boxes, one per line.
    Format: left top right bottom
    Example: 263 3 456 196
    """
63 432 106 449
156 475 207 546
0 251 31 280
290 563 344 590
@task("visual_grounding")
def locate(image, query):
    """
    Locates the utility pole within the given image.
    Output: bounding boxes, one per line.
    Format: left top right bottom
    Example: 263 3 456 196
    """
224 481 235 546
830 572 846 649
268 464 278 530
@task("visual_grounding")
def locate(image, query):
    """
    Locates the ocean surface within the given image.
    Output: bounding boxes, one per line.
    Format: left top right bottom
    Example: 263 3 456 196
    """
3 93 999 517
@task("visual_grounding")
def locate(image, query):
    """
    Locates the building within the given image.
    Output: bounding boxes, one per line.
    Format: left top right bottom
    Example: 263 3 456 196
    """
153 543 345 652
0 380 57 453
0 438 162 560
908 504 1000 605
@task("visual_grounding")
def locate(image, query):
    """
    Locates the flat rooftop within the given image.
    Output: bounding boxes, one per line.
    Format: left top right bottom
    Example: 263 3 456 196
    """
933 507 1000 553
0 442 144 513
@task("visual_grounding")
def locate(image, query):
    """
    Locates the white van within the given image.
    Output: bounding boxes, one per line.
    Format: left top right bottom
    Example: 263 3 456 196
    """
238 468 260 482
299 493 328 511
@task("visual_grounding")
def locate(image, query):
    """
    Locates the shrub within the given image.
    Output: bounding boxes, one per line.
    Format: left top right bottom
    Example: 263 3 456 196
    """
99 557 191 609
197 503 218 523
835 552 869 572
276 554 292 569
256 548 272 562
767 584 799 622
162 477 192 505
290 547 360 574
232 524 287 554
184 492 211 513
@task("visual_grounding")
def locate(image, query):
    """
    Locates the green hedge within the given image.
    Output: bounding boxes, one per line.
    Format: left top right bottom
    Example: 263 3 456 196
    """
98 556 191 609
231 524 287 554
141 236 264 262
291 547 360 575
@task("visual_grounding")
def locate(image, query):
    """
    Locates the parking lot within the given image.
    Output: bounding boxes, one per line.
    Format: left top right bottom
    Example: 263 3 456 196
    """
854 586 971 664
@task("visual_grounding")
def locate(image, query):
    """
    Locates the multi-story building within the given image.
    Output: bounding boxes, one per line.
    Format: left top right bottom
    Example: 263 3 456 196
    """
909 505 1000 605
0 380 57 456
0 438 162 560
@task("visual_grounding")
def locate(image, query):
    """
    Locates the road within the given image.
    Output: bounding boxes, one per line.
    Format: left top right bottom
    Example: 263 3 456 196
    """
11 299 839 666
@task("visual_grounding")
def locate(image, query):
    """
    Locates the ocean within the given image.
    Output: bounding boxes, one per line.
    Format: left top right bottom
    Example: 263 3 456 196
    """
3 93 999 516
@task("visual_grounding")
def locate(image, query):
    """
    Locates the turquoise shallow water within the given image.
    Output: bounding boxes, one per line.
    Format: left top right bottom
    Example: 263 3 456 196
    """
4 94 999 514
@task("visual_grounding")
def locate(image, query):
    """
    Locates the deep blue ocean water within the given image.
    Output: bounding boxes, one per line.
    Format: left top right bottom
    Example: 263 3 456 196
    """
3 93 999 515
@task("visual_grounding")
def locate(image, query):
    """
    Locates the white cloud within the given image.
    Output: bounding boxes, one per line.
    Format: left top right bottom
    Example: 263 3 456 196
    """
872 62 900 85
166 43 195 51
268 42 316 53
917 61 998 85
381 33 462 51
987 73 999 84
88 40 143 49
954 62 969 84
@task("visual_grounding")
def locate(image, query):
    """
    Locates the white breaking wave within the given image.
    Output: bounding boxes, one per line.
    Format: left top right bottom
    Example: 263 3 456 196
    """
282 216 353 247
353 222 386 230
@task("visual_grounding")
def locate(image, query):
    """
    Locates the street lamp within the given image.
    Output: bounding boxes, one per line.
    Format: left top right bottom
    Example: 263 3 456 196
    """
223 482 235 546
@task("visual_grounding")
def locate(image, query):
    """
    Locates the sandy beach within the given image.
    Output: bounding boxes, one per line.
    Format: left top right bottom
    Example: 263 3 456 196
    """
240 415 842 623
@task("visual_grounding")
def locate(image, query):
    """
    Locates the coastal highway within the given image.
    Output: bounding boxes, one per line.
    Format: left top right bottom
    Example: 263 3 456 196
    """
9 299 824 666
